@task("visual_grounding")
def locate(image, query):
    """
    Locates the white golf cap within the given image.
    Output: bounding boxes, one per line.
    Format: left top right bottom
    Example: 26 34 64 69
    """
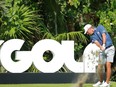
84 24 92 34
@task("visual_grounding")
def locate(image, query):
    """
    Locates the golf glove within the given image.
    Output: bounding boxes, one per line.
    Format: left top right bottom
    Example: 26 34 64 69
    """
102 44 106 50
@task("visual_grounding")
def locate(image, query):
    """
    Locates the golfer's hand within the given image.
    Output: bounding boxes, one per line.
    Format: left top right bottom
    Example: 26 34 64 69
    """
100 44 105 51
102 44 106 49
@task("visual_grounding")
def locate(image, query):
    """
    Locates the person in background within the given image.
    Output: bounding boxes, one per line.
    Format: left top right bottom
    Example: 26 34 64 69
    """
84 24 115 87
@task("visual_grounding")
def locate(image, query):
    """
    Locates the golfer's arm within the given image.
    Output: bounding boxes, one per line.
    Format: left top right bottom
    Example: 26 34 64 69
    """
102 33 106 45
94 40 102 50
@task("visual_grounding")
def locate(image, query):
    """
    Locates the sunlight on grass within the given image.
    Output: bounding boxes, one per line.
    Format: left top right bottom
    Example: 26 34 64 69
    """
0 82 115 87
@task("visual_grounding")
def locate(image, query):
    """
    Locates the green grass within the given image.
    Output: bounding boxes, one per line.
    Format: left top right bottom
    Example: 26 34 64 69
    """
0 82 115 87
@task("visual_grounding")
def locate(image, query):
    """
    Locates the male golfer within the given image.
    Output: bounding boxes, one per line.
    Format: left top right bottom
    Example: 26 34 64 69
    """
84 24 115 87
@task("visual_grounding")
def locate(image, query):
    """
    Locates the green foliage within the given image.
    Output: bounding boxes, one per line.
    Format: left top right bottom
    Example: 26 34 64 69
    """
0 0 43 73
68 0 80 8
27 64 39 73
0 2 37 40
43 31 87 44
0 0 7 15
0 0 116 74
111 72 116 81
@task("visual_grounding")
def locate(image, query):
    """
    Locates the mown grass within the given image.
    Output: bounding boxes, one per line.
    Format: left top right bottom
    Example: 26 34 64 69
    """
0 82 115 87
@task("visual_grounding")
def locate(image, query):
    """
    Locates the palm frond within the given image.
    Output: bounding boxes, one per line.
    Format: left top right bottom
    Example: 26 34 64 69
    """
55 31 88 44
43 31 88 44
0 2 37 40
43 32 55 39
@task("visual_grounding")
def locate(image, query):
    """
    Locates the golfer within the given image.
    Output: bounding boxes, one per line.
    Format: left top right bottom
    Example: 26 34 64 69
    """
84 24 115 87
